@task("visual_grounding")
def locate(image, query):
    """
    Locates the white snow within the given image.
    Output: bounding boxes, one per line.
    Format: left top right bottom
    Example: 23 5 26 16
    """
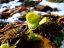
6 13 21 22
60 40 64 48
51 11 64 16
39 0 64 16
0 8 7 14
34 11 48 15
0 1 22 9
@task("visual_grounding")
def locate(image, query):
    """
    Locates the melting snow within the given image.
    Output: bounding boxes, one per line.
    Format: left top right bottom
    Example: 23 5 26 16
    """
39 0 64 15
6 13 21 22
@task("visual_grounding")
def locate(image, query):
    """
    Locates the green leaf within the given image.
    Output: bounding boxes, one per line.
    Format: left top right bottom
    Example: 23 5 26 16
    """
0 43 8 48
26 12 41 30
39 17 51 25
53 32 64 47
28 30 40 41
9 46 15 48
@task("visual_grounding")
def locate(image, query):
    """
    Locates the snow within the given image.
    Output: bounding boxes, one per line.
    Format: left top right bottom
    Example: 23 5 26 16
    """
6 13 21 22
51 11 64 16
0 1 22 9
39 0 64 16
0 0 64 19
60 40 64 48
0 8 7 14
39 0 64 10
34 11 48 15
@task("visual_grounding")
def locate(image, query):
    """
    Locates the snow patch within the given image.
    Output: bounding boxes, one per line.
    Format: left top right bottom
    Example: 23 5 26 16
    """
6 13 21 22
